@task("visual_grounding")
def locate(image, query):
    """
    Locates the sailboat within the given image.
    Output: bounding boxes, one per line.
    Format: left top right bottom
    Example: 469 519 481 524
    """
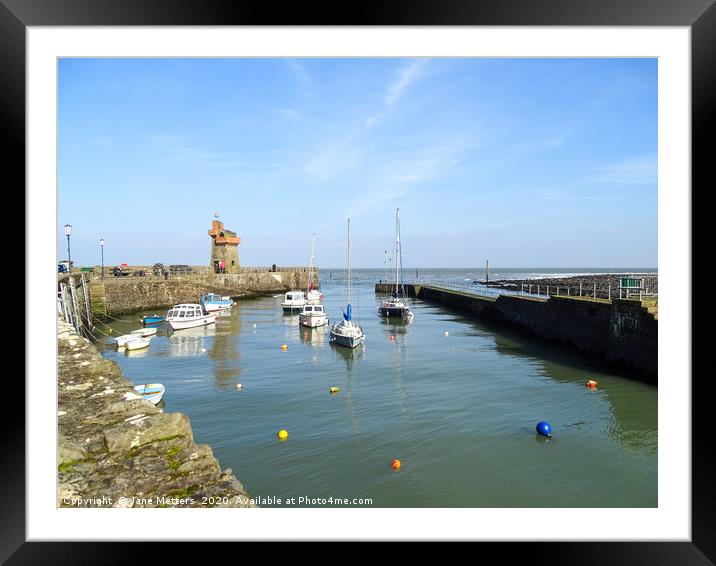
306 234 323 303
378 208 413 320
299 235 328 327
329 218 365 349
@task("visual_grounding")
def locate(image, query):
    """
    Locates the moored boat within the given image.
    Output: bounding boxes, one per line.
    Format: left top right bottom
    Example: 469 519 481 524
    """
378 208 413 320
299 303 329 328
281 290 307 313
166 304 216 330
200 293 234 312
125 336 152 350
142 314 165 326
115 334 138 348
131 327 158 337
330 218 365 349
133 383 165 405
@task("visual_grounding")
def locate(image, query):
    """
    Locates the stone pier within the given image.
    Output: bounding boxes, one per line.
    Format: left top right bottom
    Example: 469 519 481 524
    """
57 317 254 507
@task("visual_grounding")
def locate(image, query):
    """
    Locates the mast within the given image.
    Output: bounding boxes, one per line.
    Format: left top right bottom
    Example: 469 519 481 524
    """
348 218 352 306
395 208 400 295
307 234 316 293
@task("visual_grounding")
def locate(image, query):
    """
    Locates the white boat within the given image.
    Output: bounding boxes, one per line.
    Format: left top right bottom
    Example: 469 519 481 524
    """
299 235 328 327
125 336 152 350
378 208 413 320
166 304 216 330
299 303 329 328
281 290 307 313
306 234 324 303
115 334 138 348
330 218 365 349
133 383 165 405
200 293 234 312
131 327 158 337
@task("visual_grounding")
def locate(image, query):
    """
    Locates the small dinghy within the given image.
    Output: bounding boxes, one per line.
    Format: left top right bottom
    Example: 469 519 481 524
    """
142 314 165 326
125 336 152 350
115 334 138 348
131 327 158 337
133 383 165 405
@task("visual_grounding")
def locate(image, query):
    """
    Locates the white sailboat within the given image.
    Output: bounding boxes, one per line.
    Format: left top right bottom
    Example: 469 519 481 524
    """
378 208 413 320
306 234 323 303
330 218 365 349
300 234 328 327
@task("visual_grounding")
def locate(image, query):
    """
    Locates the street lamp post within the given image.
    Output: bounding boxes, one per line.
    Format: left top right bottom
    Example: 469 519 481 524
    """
64 224 72 273
100 238 105 279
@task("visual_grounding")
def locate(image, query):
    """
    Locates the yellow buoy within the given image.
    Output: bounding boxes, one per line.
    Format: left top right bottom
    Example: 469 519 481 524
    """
280 344 288 350
329 386 340 394
277 429 288 440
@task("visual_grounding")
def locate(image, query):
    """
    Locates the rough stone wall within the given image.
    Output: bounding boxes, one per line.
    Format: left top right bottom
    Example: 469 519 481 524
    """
57 317 254 507
409 285 657 379
92 270 313 316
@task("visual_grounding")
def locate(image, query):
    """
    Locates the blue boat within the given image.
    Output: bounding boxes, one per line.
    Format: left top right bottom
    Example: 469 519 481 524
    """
200 293 234 312
142 314 166 326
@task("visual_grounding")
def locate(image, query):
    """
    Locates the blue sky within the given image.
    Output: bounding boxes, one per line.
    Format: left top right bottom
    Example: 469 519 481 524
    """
58 58 657 268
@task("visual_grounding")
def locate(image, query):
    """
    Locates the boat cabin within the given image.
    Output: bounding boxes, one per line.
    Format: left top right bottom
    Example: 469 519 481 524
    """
167 304 208 319
301 304 325 314
284 291 306 303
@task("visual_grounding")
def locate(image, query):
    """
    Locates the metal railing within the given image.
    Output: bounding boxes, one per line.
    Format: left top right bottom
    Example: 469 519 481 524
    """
403 276 657 302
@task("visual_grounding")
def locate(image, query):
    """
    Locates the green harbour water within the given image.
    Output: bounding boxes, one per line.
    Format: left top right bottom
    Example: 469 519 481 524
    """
97 269 657 507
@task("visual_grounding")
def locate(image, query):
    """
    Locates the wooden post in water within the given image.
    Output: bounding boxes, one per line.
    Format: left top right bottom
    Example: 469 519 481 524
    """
485 260 489 286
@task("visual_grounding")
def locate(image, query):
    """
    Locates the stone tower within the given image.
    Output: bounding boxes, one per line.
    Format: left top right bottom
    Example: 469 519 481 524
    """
208 219 241 273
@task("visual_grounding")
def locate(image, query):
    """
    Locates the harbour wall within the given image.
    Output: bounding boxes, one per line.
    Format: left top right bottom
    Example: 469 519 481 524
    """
90 269 315 316
57 317 254 508
376 283 657 379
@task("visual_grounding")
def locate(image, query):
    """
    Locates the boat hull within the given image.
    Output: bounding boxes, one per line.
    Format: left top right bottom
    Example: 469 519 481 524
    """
143 316 165 326
167 315 216 330
299 314 328 328
125 337 151 350
378 306 412 319
282 304 306 313
134 384 165 405
330 331 364 349
202 302 233 312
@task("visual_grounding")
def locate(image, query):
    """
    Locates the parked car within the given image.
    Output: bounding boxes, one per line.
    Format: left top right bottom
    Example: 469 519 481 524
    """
152 263 165 276
112 266 131 277
132 270 146 277
58 262 69 273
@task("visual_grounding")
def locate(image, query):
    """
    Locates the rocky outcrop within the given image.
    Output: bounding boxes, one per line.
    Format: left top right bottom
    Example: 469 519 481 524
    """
57 318 254 508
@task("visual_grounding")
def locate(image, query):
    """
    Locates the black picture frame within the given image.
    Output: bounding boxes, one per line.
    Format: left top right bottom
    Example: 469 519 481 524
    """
7 0 710 563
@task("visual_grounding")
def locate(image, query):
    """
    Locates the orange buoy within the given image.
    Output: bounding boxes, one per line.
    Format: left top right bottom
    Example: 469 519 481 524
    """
586 379 598 389
391 459 401 471
280 344 288 350
390 335 395 342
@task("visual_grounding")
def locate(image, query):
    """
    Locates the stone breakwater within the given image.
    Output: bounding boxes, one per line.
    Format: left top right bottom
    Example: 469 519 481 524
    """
90 270 315 316
57 317 254 508
484 274 658 299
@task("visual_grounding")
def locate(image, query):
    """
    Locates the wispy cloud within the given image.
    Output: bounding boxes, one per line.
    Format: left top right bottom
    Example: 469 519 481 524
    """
285 59 312 98
594 155 657 185
306 59 432 182
385 59 429 108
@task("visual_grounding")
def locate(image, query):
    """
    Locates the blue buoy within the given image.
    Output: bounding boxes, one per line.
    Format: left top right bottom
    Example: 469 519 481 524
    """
536 421 552 437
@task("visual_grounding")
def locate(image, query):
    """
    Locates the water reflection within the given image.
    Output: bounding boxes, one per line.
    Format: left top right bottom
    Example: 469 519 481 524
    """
465 315 657 453
299 325 329 348
210 307 241 388
167 324 215 357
